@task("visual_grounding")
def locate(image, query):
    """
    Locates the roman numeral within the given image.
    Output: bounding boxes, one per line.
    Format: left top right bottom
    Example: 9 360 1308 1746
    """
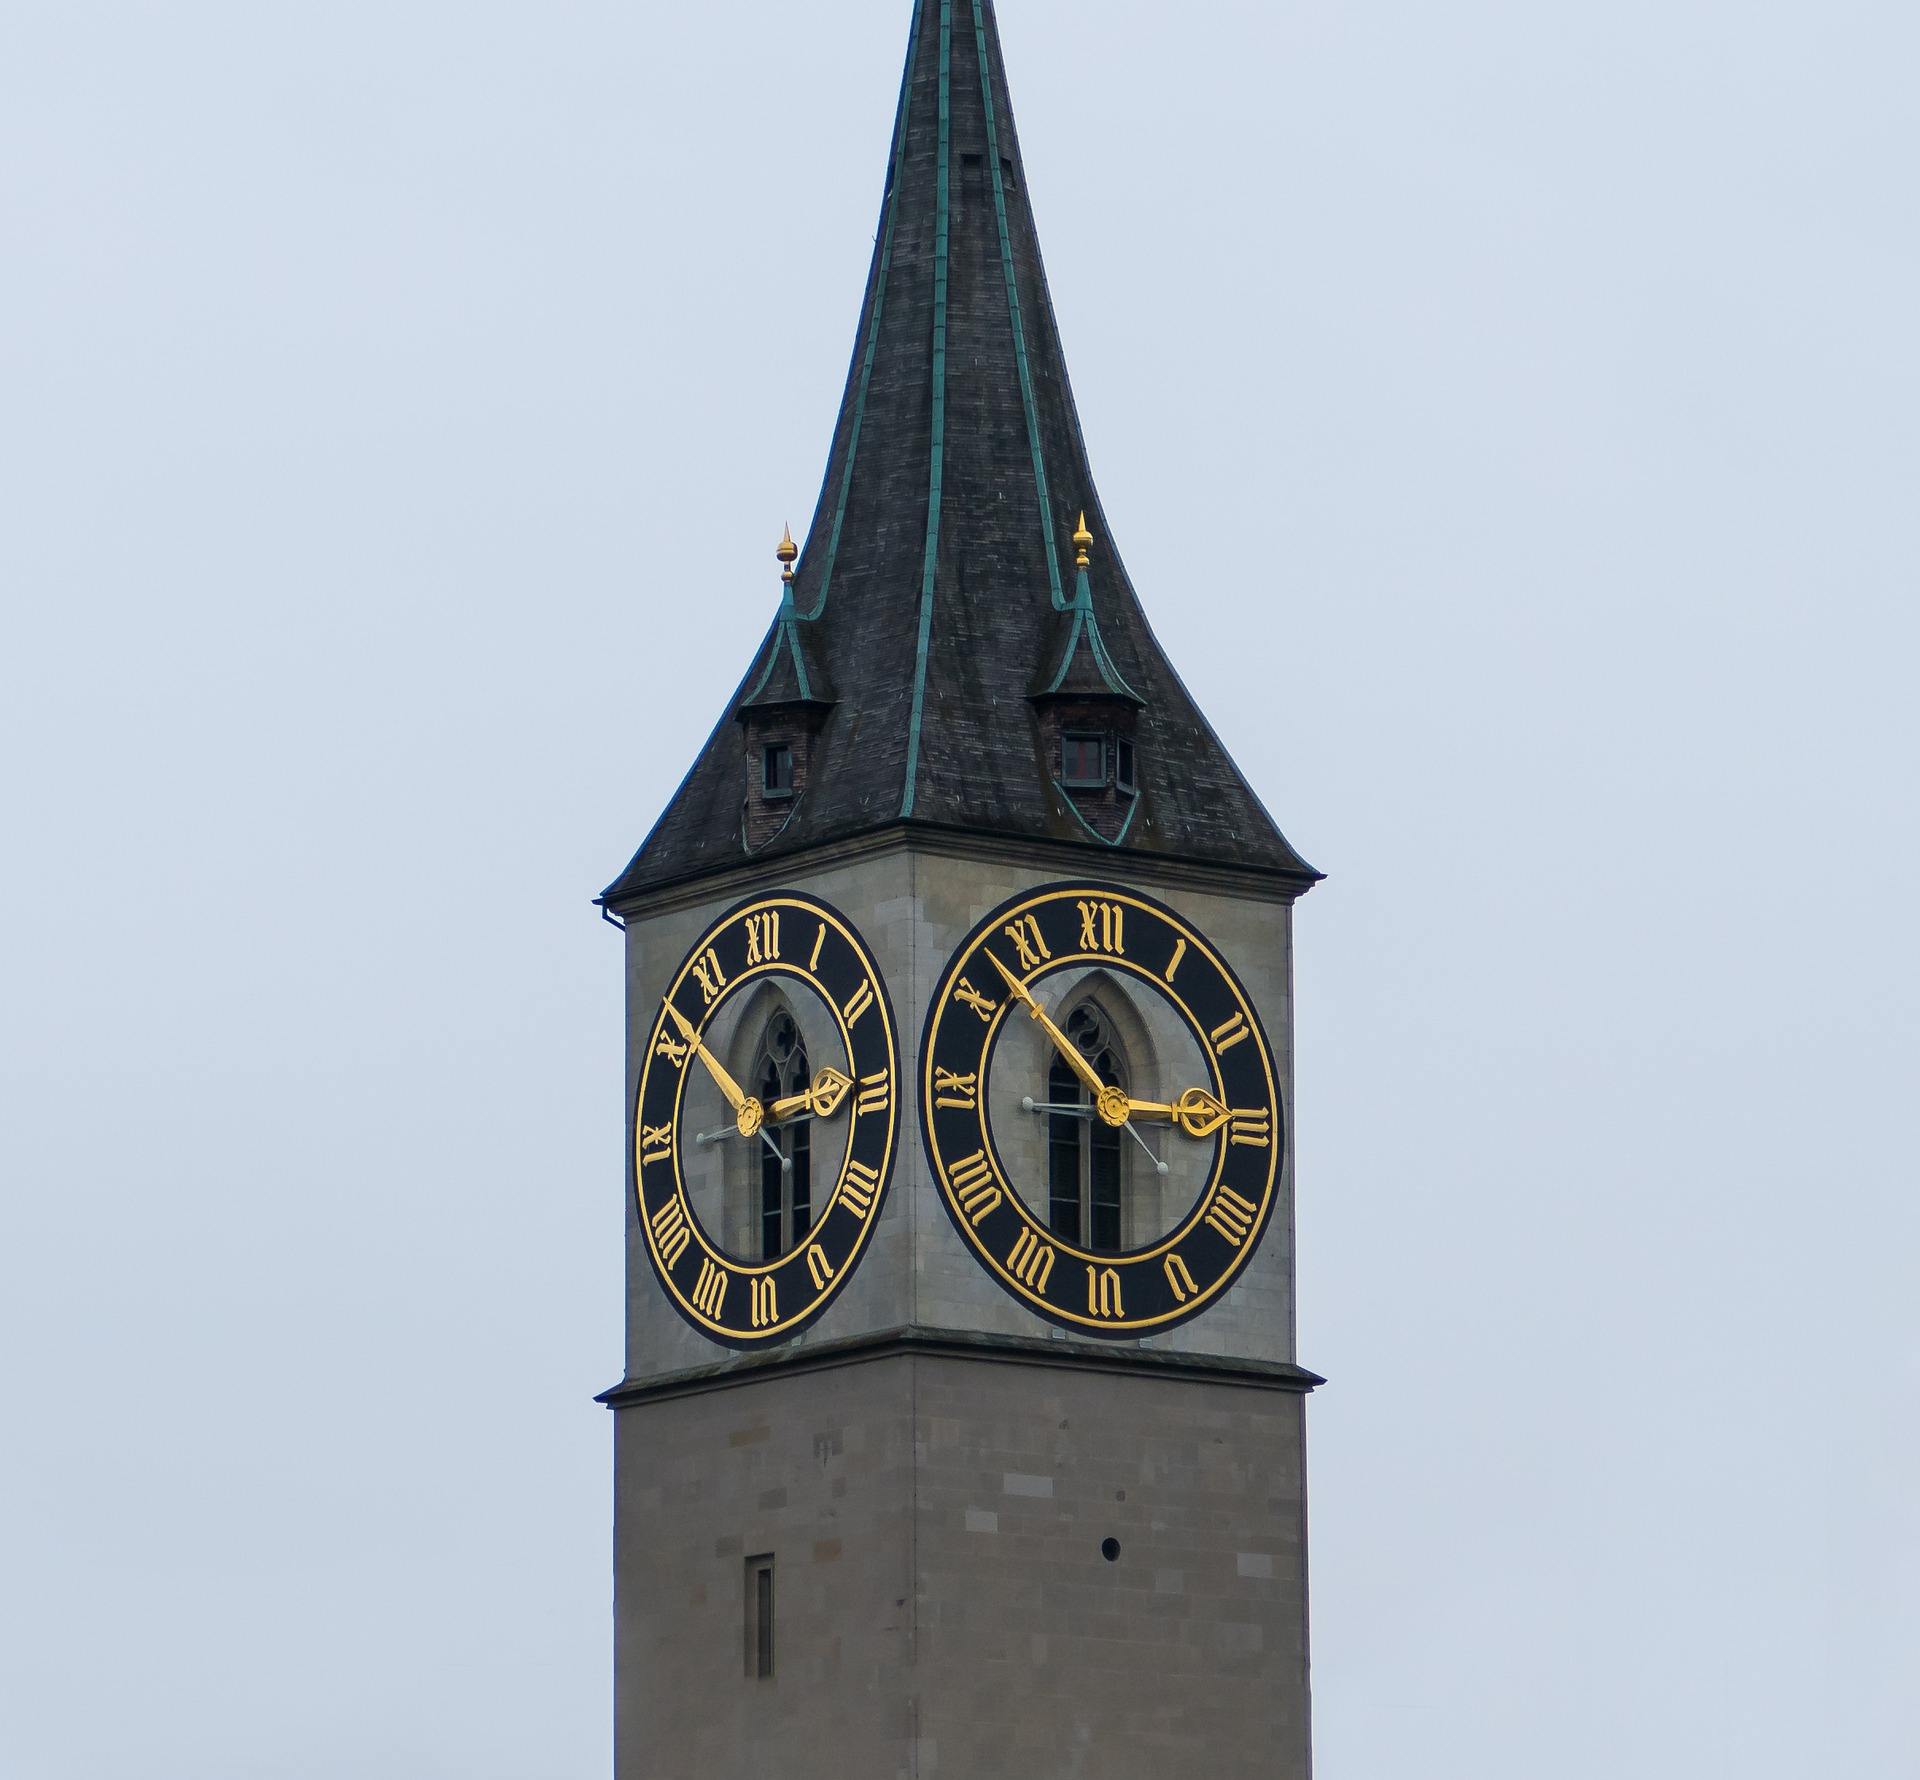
743 909 780 965
649 1198 691 1269
1164 1253 1198 1303
1008 1229 1056 1293
952 977 998 1022
1086 1265 1124 1319
840 1160 881 1220
750 1275 779 1328
1229 1109 1271 1148
805 1245 835 1291
856 1071 890 1116
1210 1011 1250 1054
843 979 876 1026
1076 900 1125 955
691 948 728 1005
1203 1185 1259 1248
946 1150 1002 1225
933 1068 978 1111
808 922 827 971
639 1122 674 1165
653 1029 689 1068
1165 937 1187 984
1002 915 1052 972
692 1257 728 1320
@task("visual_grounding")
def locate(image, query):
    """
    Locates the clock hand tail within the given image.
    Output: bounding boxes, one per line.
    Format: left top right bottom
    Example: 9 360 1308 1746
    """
1121 1118 1170 1177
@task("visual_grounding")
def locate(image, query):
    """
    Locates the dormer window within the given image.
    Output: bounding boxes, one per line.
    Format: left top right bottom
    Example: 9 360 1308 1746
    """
1115 737 1136 794
763 743 795 798
1063 733 1106 787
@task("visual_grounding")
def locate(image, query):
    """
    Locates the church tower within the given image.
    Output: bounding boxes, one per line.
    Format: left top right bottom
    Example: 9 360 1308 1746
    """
598 4 1322 1774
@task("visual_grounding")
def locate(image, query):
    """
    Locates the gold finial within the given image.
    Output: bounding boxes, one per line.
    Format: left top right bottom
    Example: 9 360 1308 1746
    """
1072 512 1093 569
777 524 798 583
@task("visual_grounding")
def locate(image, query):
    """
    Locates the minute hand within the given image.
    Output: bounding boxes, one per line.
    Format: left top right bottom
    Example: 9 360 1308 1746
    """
981 950 1119 1112
664 1001 761 1134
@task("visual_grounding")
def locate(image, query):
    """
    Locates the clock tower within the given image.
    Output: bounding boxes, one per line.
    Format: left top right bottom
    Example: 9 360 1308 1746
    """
598 4 1323 1775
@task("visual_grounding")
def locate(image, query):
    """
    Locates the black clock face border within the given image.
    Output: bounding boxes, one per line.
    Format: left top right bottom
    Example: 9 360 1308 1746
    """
633 892 899 1349
920 882 1282 1338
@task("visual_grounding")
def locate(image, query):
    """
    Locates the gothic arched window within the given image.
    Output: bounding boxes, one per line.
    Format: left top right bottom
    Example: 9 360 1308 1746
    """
1046 1003 1126 1252
755 1008 811 1260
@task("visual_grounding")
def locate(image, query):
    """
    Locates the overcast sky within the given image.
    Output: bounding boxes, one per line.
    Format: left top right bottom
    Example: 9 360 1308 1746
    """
2 2 1915 1775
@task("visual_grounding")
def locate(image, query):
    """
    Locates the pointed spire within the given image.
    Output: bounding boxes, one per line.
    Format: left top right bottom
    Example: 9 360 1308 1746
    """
604 0 1318 902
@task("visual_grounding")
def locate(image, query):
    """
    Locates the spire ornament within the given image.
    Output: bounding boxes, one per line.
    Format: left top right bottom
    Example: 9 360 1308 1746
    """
1073 513 1093 569
777 524 799 585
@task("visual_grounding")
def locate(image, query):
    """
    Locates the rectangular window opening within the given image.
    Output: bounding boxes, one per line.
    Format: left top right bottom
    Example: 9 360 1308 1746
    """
1062 734 1106 787
1115 737 1136 793
762 743 794 797
747 1555 776 1679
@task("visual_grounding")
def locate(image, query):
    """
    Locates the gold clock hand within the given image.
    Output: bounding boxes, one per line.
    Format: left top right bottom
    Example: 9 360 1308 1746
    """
766 1066 853 1125
982 950 1109 1100
664 1001 764 1136
984 950 1157 1142
1123 1088 1230 1139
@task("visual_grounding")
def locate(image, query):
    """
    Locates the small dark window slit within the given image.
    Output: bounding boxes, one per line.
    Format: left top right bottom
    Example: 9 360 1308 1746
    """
763 744 794 797
747 1556 776 1678
1063 733 1107 787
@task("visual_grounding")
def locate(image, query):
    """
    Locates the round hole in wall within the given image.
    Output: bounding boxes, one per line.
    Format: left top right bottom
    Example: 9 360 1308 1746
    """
1101 1538 1122 1562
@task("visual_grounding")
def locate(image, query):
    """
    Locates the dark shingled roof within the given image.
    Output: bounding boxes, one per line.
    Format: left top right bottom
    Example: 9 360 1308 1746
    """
604 0 1319 905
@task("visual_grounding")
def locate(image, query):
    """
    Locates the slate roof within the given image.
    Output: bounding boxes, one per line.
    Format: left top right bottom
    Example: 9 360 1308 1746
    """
603 0 1319 906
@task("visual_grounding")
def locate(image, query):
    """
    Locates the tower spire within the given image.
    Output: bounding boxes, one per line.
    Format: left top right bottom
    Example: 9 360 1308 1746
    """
606 0 1318 903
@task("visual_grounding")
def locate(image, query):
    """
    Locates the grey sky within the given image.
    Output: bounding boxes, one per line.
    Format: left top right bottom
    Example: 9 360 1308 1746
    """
1 1 1914 1774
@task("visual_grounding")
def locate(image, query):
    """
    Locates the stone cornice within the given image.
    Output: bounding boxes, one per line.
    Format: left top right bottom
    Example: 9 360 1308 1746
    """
596 1323 1325 1410
601 823 1316 925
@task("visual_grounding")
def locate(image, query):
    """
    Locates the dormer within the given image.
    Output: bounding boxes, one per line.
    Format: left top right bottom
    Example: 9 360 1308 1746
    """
738 528 835 851
1030 516 1145 843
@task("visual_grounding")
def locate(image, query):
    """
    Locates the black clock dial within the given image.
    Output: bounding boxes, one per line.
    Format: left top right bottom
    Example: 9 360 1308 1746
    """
634 893 899 1348
920 882 1282 1338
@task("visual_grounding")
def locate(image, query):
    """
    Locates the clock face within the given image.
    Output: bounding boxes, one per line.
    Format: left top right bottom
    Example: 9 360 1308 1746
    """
634 892 899 1348
920 883 1282 1338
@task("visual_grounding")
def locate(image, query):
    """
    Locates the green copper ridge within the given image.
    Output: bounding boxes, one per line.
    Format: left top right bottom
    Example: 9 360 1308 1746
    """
741 577 815 705
900 0 954 821
971 0 1067 613
1042 558 1143 702
796 0 925 625
1056 781 1143 849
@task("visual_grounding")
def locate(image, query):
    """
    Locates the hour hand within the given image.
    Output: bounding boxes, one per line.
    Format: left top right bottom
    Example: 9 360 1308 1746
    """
1125 1087 1230 1138
766 1067 854 1125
